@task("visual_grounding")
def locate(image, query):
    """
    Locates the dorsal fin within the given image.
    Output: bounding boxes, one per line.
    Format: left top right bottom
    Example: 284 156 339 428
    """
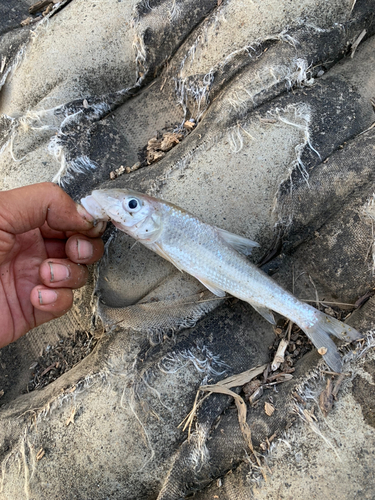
216 227 260 255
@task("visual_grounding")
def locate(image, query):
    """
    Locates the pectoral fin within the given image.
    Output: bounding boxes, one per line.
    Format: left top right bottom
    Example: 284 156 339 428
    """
194 276 227 297
150 243 185 272
216 227 259 255
248 300 276 324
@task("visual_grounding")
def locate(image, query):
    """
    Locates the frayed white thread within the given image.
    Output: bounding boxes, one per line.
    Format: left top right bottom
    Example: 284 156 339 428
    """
174 70 214 125
270 102 320 189
120 378 156 470
158 345 229 381
0 13 53 92
287 58 315 88
0 47 26 92
342 330 375 365
294 403 342 460
51 155 97 185
362 195 375 275
264 29 299 48
228 125 244 153
133 33 147 80
169 0 181 22
189 424 210 471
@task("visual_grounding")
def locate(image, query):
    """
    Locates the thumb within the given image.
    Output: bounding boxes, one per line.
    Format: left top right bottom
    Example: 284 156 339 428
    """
0 182 94 235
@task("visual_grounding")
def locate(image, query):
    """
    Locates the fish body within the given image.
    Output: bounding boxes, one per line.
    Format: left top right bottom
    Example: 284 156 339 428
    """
81 188 361 372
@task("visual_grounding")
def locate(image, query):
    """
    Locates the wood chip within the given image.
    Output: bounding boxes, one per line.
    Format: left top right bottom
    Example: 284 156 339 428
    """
243 379 261 396
21 17 36 26
147 149 165 164
29 0 53 14
160 132 183 152
125 162 141 174
0 56 6 74
264 402 275 416
146 132 183 163
110 165 126 179
319 377 334 417
42 3 54 16
354 290 375 309
66 407 76 426
292 391 306 405
271 338 289 371
249 386 264 404
183 120 195 131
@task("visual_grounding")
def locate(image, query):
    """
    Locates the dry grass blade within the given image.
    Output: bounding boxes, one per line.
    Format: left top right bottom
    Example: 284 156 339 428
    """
180 364 269 478
201 364 268 390
200 383 267 479
179 364 267 434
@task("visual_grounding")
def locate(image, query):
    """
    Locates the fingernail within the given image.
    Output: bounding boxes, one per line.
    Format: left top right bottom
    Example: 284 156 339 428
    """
48 262 70 283
95 221 107 233
77 239 93 260
76 203 94 223
38 289 58 305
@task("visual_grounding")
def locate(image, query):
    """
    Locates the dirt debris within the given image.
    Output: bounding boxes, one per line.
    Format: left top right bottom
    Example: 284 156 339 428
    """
110 162 141 179
26 331 98 393
147 132 183 164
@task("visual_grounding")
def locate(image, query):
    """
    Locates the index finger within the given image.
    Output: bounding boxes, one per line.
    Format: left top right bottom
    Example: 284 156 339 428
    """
0 182 94 235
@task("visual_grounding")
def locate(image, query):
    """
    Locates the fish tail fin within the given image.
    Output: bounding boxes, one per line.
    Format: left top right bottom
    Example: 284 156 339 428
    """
302 311 362 372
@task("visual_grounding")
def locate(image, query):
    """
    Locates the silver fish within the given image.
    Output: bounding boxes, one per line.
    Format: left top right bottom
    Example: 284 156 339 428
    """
81 188 361 372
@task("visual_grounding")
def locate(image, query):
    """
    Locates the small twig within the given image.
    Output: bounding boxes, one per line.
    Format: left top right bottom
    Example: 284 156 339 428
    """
239 124 255 141
319 377 334 417
332 373 347 399
308 275 320 309
357 121 375 137
40 362 57 377
271 339 289 371
300 299 355 307
286 321 293 342
351 29 366 58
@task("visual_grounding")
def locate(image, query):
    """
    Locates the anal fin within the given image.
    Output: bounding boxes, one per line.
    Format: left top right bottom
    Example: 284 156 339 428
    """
248 300 276 324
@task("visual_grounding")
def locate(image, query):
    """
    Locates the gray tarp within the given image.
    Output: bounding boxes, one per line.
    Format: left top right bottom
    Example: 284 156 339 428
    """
0 1 375 499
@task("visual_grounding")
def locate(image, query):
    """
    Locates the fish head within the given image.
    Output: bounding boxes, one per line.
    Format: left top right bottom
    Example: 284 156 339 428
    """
81 188 163 242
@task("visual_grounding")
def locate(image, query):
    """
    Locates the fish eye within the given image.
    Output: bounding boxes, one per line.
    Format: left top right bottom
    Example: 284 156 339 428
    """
124 197 141 213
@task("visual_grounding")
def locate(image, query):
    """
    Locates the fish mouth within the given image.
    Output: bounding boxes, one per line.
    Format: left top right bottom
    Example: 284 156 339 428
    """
81 191 113 221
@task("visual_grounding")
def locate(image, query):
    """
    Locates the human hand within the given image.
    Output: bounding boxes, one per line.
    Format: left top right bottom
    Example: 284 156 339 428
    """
0 182 105 348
